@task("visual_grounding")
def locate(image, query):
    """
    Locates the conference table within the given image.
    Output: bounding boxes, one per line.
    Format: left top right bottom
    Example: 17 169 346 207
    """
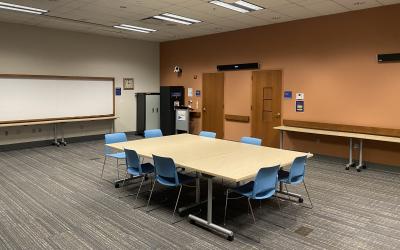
108 133 311 240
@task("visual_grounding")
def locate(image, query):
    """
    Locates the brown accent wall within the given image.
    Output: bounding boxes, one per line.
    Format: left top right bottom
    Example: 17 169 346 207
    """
160 5 400 166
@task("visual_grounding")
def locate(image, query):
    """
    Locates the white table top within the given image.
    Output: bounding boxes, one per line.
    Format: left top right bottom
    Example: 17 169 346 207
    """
275 126 400 143
108 133 311 182
0 116 117 128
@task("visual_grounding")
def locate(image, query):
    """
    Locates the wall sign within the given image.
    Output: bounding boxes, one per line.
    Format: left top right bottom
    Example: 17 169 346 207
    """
296 100 304 112
115 87 121 96
284 91 292 99
195 90 201 97
188 88 193 97
296 93 304 100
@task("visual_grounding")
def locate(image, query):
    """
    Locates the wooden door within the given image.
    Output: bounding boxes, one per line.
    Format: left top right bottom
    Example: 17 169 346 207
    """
251 70 282 147
202 73 224 138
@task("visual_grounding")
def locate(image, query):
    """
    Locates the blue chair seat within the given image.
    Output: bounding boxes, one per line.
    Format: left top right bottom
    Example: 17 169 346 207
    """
157 172 196 187
106 152 126 159
231 181 255 197
278 169 289 180
127 163 154 176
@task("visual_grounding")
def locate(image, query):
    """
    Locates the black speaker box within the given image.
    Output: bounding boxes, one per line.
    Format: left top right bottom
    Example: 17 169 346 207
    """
217 63 259 71
377 53 400 63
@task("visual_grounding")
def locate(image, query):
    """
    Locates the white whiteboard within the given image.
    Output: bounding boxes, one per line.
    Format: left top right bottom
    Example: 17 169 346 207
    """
0 76 114 123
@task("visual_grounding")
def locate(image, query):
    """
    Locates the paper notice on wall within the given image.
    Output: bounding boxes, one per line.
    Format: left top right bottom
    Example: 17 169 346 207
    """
177 110 186 121
188 88 193 97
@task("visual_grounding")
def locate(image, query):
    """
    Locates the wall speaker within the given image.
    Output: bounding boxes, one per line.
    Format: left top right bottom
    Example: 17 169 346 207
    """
217 63 259 71
377 53 400 63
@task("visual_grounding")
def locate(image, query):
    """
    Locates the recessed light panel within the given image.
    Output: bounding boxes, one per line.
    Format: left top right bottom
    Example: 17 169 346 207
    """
114 24 156 33
0 1 48 15
152 13 202 25
209 0 264 13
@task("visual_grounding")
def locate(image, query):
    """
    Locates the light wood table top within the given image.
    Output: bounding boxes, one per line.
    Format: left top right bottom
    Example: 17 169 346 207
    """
275 126 400 143
108 133 311 182
0 116 118 128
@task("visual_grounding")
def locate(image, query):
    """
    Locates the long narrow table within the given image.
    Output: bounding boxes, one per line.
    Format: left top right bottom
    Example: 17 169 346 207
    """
108 133 311 240
275 126 400 172
0 116 117 146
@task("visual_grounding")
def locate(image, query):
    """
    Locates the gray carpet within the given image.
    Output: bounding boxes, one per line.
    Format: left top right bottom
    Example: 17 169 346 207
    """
0 139 399 249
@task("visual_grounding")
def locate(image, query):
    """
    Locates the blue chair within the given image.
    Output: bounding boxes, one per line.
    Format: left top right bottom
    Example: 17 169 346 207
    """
278 155 312 208
199 131 216 138
144 129 163 138
146 155 196 219
224 165 280 224
101 132 127 180
240 136 262 146
121 149 154 202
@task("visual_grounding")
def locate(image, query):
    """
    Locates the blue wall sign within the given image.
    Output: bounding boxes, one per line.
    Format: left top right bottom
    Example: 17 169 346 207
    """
284 91 292 99
116 87 121 96
195 90 201 97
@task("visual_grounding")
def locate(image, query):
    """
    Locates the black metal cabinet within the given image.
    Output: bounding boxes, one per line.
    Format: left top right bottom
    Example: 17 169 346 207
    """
160 86 184 135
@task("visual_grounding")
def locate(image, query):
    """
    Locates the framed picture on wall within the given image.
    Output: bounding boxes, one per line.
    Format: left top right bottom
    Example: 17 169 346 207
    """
123 78 134 90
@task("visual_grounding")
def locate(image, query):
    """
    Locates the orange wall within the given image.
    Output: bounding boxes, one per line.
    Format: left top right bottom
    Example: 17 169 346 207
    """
160 5 400 166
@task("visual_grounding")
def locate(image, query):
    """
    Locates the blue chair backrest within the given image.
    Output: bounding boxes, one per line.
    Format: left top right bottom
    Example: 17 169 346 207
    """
199 131 216 138
104 132 127 155
240 136 262 146
288 155 307 184
144 129 163 138
124 148 142 174
252 165 280 199
152 155 179 186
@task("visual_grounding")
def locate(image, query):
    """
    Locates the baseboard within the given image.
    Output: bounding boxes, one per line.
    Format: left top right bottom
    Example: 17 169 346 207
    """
0 131 140 151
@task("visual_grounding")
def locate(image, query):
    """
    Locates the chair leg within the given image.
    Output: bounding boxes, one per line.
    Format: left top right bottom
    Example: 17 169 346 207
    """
121 171 128 191
224 189 229 225
172 185 183 219
275 196 282 211
284 184 294 208
100 157 107 179
248 198 256 224
116 158 120 180
303 180 313 209
135 176 146 203
146 179 157 211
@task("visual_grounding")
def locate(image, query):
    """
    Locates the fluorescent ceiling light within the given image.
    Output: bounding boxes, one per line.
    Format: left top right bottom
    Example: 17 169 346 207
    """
114 25 152 33
153 15 192 25
162 13 201 23
120 24 156 32
0 1 47 14
235 1 264 11
209 1 249 13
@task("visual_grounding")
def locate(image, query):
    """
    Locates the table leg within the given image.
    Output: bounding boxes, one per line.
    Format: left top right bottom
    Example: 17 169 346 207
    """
280 130 284 149
188 177 234 241
356 139 366 172
52 124 60 147
60 124 67 146
345 138 355 170
178 173 206 213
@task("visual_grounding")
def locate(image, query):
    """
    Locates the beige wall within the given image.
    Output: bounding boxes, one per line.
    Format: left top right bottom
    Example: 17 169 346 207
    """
0 22 159 145
160 5 400 166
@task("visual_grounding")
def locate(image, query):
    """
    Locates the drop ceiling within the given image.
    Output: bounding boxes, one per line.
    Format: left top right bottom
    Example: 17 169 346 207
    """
0 0 399 42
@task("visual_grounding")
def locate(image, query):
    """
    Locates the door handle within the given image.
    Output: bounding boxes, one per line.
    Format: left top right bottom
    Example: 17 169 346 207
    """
202 107 206 112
